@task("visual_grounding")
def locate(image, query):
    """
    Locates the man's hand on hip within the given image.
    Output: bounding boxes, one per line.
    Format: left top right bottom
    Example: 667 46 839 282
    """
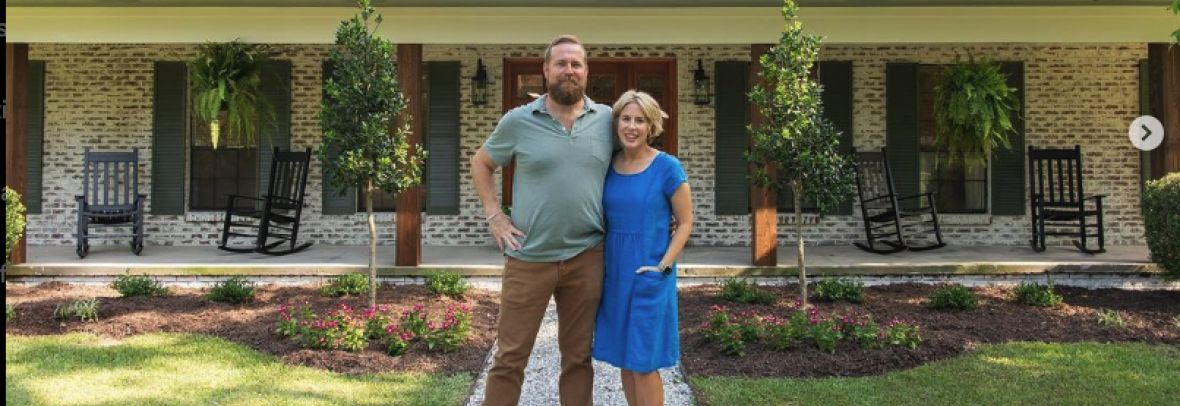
489 213 526 251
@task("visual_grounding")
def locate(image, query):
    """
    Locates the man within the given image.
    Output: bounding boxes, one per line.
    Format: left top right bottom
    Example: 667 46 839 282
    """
472 35 614 406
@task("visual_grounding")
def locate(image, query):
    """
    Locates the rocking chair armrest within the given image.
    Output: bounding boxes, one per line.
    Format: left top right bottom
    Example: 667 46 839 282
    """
896 193 934 202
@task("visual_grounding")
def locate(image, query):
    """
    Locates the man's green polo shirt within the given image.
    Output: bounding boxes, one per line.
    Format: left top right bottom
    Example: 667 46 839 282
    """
483 95 614 263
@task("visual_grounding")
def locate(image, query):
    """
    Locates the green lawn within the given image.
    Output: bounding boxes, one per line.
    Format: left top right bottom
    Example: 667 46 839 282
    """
5 334 472 406
693 343 1180 406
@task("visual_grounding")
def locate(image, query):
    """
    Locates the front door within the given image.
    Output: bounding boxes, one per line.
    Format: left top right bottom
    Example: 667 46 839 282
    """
501 58 678 205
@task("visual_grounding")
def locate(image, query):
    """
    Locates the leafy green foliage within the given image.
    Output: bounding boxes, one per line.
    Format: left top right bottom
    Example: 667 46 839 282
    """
1096 309 1125 329
1014 283 1064 308
206 276 257 304
1173 315 1179 331
6 187 27 266
6 303 15 324
929 285 980 311
320 274 370 297
426 272 470 299
54 299 100 323
1144 174 1180 280
933 54 1021 167
721 279 778 305
747 1 855 217
1172 1 1180 44
319 0 425 308
812 279 865 304
188 41 276 149
111 274 170 298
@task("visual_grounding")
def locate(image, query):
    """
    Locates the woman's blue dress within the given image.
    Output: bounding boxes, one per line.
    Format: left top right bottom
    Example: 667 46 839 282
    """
592 152 687 374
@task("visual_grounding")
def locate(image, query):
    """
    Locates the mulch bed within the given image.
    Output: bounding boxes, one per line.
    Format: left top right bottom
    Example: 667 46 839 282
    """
5 283 500 376
679 284 1180 379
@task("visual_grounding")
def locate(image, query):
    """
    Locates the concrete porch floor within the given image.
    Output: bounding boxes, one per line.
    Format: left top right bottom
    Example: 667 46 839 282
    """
7 244 1160 278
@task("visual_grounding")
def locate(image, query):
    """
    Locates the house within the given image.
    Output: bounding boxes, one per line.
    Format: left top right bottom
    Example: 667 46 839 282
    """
6 0 1179 267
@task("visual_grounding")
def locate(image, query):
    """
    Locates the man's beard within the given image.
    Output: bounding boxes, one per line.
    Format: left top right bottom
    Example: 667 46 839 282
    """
549 78 585 106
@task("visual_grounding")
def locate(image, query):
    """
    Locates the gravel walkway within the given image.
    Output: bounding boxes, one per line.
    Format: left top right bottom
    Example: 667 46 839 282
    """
466 302 696 406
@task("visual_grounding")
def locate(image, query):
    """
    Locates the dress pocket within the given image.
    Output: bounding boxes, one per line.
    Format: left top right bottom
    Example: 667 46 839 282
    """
632 271 668 309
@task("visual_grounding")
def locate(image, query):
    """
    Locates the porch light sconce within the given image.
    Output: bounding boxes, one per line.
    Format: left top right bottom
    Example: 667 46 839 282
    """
693 59 712 106
472 59 489 106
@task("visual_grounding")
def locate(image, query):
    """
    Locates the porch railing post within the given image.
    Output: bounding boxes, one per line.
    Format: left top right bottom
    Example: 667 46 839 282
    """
6 43 30 266
396 44 424 267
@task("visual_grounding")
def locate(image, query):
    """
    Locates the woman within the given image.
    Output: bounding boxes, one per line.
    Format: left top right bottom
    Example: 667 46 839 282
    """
593 90 694 406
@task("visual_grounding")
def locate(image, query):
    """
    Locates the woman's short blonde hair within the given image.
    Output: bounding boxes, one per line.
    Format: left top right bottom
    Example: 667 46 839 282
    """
612 90 667 144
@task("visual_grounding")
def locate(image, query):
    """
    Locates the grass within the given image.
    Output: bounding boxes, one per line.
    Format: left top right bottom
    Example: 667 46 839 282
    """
693 343 1180 406
5 333 472 406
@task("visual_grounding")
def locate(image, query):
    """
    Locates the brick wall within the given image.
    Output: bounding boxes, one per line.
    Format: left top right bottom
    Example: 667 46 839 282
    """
25 43 1148 249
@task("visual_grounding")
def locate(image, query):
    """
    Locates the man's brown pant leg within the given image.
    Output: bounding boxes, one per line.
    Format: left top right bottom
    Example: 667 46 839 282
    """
482 257 557 406
482 245 604 406
555 244 604 406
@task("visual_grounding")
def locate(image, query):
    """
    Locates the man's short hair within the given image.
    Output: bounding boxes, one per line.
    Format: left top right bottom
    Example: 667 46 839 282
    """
545 35 587 63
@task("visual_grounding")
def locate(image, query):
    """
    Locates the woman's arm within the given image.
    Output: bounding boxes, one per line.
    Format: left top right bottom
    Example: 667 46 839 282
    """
658 183 694 269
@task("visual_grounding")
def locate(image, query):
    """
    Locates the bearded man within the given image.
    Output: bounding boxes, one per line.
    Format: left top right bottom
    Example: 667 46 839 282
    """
471 35 614 406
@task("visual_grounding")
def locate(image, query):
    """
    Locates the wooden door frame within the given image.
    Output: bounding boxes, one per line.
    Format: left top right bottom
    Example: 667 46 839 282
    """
500 58 679 205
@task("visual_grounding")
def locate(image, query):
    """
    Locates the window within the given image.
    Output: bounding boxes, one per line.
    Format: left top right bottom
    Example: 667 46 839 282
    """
917 66 988 214
189 113 258 211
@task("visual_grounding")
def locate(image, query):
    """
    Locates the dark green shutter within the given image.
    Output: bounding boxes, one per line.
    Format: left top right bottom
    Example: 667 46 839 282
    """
151 61 187 215
715 61 752 216
885 63 921 210
821 61 855 215
1139 59 1152 195
425 62 461 215
258 61 292 197
25 61 46 214
320 61 357 215
991 62 1026 216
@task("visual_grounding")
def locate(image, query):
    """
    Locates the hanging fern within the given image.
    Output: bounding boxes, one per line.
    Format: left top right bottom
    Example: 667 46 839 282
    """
933 54 1021 167
1172 0 1179 45
189 41 276 149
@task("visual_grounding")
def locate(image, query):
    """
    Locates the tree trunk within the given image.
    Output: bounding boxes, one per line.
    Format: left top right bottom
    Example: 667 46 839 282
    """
367 180 378 309
795 182 808 309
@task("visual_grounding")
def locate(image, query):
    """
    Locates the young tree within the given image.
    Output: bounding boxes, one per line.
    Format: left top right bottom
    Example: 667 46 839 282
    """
320 0 425 307
748 0 855 308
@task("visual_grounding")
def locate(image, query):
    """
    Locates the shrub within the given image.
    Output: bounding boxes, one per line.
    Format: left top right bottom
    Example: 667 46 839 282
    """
321 274 370 297
362 305 396 340
929 285 980 311
276 303 368 352
702 306 747 357
382 325 415 357
423 305 474 353
54 299 100 322
399 305 430 337
1096 309 1125 329
765 312 809 351
6 304 15 324
206 276 256 304
426 272 470 298
720 279 778 305
735 312 768 342
1173 315 1180 331
5 187 27 265
809 318 843 354
836 314 882 350
111 274 170 298
812 279 865 304
1144 174 1180 280
884 318 922 350
1014 282 1064 308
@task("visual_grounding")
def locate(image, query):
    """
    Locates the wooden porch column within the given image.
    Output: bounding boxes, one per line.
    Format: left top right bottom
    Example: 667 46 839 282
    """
6 44 30 265
750 44 777 267
1148 44 1180 179
396 44 424 267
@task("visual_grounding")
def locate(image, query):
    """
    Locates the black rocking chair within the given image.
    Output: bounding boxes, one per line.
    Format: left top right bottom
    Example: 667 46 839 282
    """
76 148 147 259
1028 145 1106 254
219 148 313 256
852 148 947 254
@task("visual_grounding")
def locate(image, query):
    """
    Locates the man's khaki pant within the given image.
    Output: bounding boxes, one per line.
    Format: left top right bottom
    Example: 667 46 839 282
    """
482 244 605 406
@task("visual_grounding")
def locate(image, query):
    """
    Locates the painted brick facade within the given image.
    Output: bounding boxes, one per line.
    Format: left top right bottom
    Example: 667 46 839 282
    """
25 43 1148 250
